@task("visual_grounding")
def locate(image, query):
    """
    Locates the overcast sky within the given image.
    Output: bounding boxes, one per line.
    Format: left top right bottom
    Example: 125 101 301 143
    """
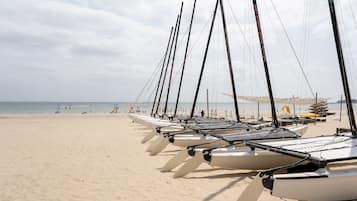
0 0 356 102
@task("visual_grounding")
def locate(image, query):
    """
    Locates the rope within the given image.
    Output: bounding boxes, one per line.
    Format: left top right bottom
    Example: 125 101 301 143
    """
270 0 315 97
134 57 164 103
226 0 261 73
335 1 356 91
349 0 357 31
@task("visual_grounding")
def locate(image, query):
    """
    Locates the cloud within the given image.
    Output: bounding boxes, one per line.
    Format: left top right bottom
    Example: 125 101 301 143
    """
0 0 356 102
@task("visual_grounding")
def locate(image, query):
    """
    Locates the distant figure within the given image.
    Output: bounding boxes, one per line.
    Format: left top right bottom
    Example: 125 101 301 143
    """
136 105 141 113
55 104 61 114
110 104 119 113
129 105 134 113
201 110 205 117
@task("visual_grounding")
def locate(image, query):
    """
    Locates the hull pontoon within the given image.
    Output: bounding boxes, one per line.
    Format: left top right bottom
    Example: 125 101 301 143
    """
244 133 357 201
165 126 307 176
265 167 357 201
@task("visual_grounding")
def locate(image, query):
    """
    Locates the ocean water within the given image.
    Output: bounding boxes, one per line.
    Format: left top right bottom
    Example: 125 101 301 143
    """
0 102 131 114
0 102 350 115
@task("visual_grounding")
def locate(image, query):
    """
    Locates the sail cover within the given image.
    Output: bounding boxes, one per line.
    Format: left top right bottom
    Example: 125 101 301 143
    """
247 133 357 164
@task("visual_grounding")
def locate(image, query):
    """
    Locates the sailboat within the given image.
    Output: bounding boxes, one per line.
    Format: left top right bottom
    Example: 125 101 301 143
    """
131 1 249 128
238 1 357 200
147 0 311 157
159 0 310 176
143 0 287 156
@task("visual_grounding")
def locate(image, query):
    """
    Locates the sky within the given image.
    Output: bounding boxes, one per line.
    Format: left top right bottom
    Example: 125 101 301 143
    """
0 0 356 102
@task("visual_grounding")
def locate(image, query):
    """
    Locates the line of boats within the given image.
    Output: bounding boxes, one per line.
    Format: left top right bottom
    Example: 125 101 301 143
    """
131 0 357 200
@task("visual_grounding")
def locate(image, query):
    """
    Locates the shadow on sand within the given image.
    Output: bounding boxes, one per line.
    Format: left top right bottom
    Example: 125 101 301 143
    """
187 172 256 180
199 172 256 201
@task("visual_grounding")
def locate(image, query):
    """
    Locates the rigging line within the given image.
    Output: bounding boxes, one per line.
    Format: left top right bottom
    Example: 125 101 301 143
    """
149 10 190 112
275 137 352 151
135 56 164 103
301 0 310 66
175 20 190 54
158 10 212 103
349 0 357 31
184 0 226 62
185 9 214 61
183 10 228 85
269 0 315 97
348 2 357 80
247 1 265 96
162 5 211 73
164 3 183 115
144 69 162 102
155 24 177 115
146 80 161 105
226 0 261 71
336 1 356 90
190 0 220 118
145 61 167 101
159 16 198 111
174 0 197 117
227 0 260 96
297 0 311 98
144 83 157 104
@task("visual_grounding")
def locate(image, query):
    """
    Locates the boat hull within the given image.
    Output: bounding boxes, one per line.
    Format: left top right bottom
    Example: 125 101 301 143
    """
269 168 357 201
210 147 298 170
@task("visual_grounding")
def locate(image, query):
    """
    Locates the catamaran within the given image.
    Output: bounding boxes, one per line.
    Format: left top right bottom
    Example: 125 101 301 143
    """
140 0 286 156
132 1 266 141
147 0 312 157
237 1 357 200
159 0 312 177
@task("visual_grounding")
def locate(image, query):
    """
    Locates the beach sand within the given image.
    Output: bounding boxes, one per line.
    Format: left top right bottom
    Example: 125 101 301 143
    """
0 113 351 201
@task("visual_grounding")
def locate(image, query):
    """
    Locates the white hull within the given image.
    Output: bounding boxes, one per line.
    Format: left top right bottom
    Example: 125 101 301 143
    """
270 168 357 201
210 146 298 170
129 114 182 130
172 141 300 178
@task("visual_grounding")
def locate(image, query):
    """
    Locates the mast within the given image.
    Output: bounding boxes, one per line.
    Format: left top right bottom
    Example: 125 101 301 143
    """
151 27 174 116
190 0 219 119
174 0 197 117
219 0 240 122
328 0 357 136
252 0 279 128
164 2 184 115
155 16 179 116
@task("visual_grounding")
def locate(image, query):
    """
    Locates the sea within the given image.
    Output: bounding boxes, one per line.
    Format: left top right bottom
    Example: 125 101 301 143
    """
0 102 350 115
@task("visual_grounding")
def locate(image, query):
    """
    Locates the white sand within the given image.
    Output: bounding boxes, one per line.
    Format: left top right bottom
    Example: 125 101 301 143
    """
0 113 351 201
